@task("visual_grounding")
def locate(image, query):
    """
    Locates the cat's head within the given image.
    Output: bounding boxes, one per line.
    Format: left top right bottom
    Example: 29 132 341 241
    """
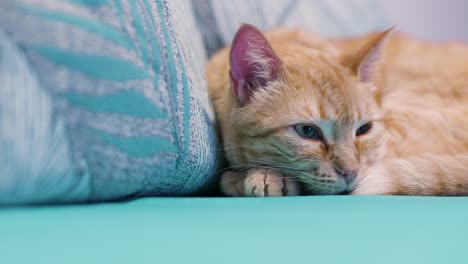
225 24 392 194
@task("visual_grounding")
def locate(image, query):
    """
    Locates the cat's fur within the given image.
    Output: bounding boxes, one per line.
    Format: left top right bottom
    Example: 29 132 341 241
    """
206 24 468 196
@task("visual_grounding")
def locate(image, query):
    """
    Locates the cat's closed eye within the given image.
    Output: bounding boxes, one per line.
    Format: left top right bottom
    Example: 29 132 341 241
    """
293 124 323 141
356 122 373 136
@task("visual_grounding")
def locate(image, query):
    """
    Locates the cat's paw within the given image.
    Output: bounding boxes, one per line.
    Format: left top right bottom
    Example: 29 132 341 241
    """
243 168 300 197
221 168 300 197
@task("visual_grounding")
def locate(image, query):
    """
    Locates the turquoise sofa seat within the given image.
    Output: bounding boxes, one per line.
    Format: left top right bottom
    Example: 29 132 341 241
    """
2 196 466 264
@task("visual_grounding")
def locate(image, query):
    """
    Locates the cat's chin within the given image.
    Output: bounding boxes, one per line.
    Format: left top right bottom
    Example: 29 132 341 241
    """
303 189 349 195
302 180 357 195
302 186 350 195
338 190 352 195
338 184 358 195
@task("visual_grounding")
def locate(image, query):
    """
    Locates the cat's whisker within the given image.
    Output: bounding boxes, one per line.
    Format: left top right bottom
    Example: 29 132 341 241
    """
216 145 255 151
216 165 255 174
216 163 306 184
244 157 315 172
216 164 283 174
243 156 294 166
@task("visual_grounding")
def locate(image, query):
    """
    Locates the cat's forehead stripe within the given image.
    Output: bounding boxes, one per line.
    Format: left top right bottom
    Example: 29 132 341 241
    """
354 104 361 120
317 92 325 119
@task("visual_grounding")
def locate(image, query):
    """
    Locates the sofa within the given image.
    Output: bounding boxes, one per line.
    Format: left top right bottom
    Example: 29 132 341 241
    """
1 1 466 263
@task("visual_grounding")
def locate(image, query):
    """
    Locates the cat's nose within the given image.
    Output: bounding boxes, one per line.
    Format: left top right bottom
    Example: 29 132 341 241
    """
334 168 358 184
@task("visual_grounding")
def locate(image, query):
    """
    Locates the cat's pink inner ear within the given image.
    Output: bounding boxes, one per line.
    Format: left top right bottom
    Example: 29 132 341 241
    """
345 26 394 83
229 24 282 105
358 35 388 82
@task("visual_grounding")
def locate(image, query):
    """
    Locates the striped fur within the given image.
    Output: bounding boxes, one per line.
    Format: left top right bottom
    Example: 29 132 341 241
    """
207 25 468 196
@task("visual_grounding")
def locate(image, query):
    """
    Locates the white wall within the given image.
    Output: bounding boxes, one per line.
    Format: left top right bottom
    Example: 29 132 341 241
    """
381 0 468 42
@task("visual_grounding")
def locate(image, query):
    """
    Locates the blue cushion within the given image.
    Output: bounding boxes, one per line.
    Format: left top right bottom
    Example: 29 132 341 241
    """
0 0 218 204
1 196 467 263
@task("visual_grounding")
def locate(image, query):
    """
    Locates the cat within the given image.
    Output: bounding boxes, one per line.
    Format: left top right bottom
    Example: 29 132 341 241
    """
206 23 468 196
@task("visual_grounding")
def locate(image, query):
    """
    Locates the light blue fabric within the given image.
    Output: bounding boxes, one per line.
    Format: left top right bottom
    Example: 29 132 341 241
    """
1 196 467 264
0 29 86 204
0 0 218 204
193 0 391 56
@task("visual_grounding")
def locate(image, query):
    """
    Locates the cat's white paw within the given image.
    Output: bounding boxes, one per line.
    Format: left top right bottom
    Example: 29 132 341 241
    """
243 168 300 197
221 168 300 197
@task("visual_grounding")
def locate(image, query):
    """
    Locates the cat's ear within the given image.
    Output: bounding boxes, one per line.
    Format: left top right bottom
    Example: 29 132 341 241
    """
229 24 283 105
341 27 394 82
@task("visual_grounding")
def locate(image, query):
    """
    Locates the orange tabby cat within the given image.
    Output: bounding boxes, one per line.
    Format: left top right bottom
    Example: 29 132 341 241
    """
206 24 468 196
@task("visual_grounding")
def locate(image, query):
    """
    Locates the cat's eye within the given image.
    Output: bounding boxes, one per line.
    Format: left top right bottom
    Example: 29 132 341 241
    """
356 122 373 136
294 125 323 141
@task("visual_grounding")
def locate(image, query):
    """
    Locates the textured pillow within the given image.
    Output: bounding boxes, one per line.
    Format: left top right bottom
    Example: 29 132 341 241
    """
193 0 390 56
0 0 218 204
